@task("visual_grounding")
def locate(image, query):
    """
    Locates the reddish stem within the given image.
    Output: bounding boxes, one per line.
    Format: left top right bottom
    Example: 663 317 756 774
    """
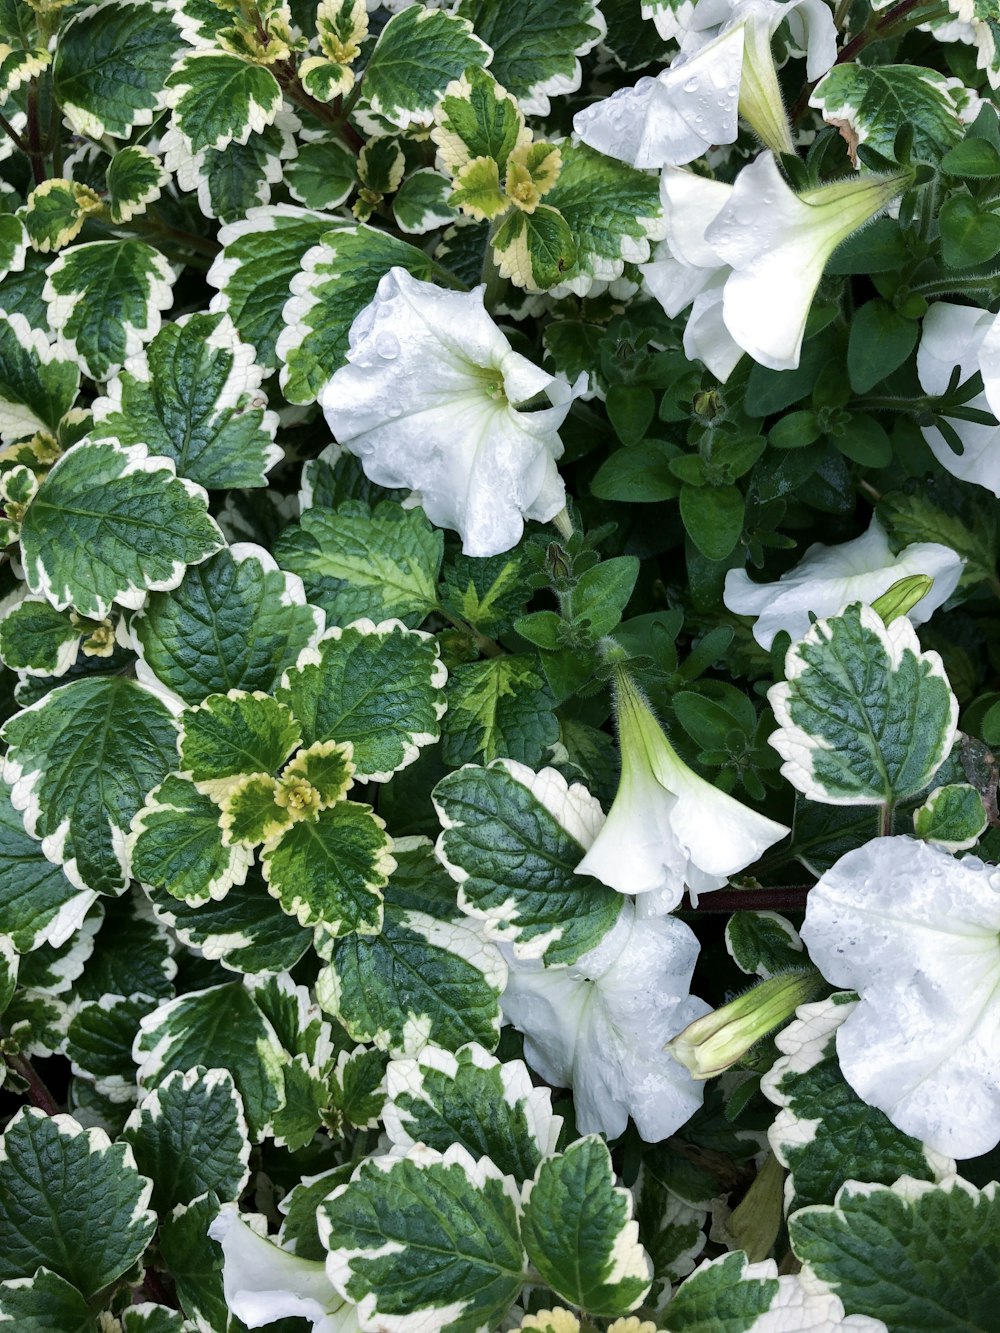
679 885 813 913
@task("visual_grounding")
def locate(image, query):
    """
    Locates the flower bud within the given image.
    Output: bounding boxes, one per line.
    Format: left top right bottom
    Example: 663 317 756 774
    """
666 969 824 1079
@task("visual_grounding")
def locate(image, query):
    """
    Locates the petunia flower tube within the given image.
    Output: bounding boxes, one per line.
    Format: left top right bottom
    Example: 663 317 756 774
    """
800 835 1000 1159
705 152 911 372
320 266 583 557
723 516 964 649
575 670 789 913
917 301 1000 496
499 899 711 1141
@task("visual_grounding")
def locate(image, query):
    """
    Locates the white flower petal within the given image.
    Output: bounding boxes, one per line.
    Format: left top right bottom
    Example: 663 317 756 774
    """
209 1203 353 1332
723 517 964 648
500 903 709 1141
708 154 904 371
321 268 580 556
917 301 1000 496
572 27 743 168
801 836 1000 1158
683 279 746 381
576 675 788 910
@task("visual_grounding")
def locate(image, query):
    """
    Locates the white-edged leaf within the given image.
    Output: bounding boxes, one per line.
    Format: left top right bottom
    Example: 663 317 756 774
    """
319 1144 525 1333
768 603 959 805
91 311 281 490
20 438 223 619
278 619 447 782
0 312 80 443
165 50 282 155
0 778 91 952
43 239 175 381
1 677 181 895
0 1108 156 1297
129 773 252 906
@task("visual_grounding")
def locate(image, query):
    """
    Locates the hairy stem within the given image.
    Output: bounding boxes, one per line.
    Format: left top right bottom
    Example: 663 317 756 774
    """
4 1051 60 1115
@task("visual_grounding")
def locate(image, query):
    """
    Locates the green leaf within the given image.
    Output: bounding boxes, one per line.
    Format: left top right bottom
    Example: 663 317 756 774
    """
43 239 175 381
92 311 281 490
134 983 287 1141
725 911 805 979
810 64 971 163
590 439 683 502
165 50 282 155
278 621 447 781
433 759 621 964
569 555 639 637
121 1305 189 1332
277 224 432 403
680 482 745 560
521 1136 652 1316
21 439 222 620
847 300 917 393
130 774 251 907
940 136 1000 177
458 0 603 112
939 192 1000 267
207 204 338 374
0 597 82 678
52 0 181 140
21 179 99 254
355 6 492 134
768 603 959 805
442 655 559 767
0 1268 93 1333
761 995 952 1215
544 141 663 294
144 867 312 976
274 500 443 625
0 1108 155 1297
790 1176 1000 1330
0 778 86 952
179 690 301 795
123 1066 251 1214
320 1146 525 1332
317 893 506 1054
383 1041 560 1181
2 677 180 894
912 781 988 851
106 145 167 224
286 137 357 210
492 202 577 291
439 550 529 635
0 312 80 443
261 799 393 933
878 479 1000 592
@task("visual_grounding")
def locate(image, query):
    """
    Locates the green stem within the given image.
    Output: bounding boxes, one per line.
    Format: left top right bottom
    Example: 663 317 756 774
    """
913 272 1000 298
480 216 507 309
850 393 926 414
878 800 895 837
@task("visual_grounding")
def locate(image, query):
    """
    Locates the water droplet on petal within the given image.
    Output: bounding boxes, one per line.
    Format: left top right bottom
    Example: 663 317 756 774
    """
376 332 400 360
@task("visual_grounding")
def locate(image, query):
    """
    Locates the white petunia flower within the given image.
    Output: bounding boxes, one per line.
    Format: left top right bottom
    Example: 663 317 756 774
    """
320 267 583 557
209 1203 360 1332
723 517 964 649
800 835 1000 1158
642 155 907 376
917 301 1000 496
573 0 836 167
576 671 789 913
704 152 909 372
499 899 711 1141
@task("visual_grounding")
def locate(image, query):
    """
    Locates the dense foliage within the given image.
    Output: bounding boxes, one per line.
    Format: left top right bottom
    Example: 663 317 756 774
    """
0 0 999 1329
